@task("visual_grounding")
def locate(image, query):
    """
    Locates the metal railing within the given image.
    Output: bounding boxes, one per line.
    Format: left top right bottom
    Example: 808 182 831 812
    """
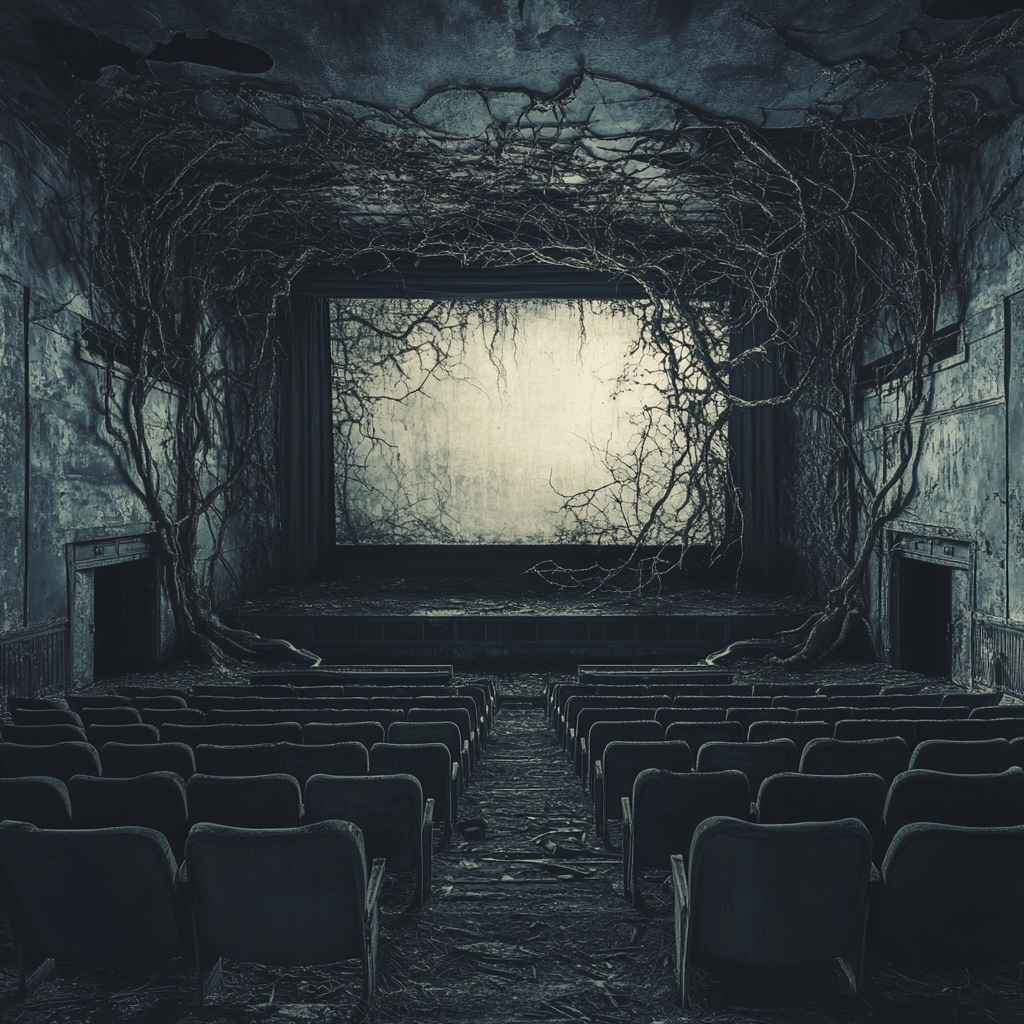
973 617 1024 698
0 620 69 699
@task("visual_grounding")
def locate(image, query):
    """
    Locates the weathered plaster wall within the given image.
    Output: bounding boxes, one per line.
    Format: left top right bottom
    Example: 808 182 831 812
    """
781 116 1024 687
0 106 278 686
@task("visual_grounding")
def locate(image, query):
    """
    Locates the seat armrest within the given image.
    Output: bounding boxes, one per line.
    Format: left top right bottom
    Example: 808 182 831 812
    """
365 858 386 919
422 797 435 829
593 760 605 835
621 797 633 897
450 763 460 822
670 853 688 903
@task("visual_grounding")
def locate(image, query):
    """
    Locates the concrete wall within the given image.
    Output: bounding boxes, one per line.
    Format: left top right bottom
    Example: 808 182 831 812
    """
0 107 277 688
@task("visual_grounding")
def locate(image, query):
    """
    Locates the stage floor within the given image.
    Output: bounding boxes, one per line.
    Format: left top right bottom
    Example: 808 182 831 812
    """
229 574 817 619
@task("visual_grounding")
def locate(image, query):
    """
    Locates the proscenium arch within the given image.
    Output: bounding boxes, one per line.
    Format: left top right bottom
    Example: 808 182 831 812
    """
280 259 769 584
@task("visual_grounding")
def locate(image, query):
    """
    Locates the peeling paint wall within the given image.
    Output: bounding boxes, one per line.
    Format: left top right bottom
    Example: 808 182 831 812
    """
0 107 278 687
781 117 1024 688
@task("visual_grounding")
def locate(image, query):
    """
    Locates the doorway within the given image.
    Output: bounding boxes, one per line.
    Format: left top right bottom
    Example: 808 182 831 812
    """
896 556 952 677
92 558 159 679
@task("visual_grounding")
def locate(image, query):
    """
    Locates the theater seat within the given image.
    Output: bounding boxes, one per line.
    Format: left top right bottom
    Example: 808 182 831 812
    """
183 820 384 1015
593 740 692 843
305 772 433 911
278 741 369 787
186 773 302 829
755 771 887 853
0 821 185 998
799 735 910 784
303 721 385 749
908 738 1012 774
881 767 1024 855
872 822 1024 965
68 772 188 862
0 741 100 782
370 742 458 852
673 816 872 1008
99 741 195 779
695 738 799 796
194 743 280 776
622 768 750 908
0 776 72 829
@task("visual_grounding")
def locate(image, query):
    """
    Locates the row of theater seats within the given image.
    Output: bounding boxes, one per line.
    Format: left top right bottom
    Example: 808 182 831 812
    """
0 769 434 909
0 671 497 1013
620 762 1024 895
0 817 384 1013
554 667 1024 1006
669 814 1024 1007
594 733 1024 836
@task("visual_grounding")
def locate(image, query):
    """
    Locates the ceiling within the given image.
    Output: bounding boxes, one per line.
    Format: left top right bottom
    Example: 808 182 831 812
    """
3 0 1024 136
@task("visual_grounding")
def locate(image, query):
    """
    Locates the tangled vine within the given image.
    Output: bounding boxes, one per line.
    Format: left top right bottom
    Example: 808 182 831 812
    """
48 14 1024 665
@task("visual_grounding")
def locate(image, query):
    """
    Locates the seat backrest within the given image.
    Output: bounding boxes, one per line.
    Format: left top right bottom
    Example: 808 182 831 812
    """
66 694 131 712
0 723 87 745
664 720 744 750
756 771 887 850
79 707 143 727
186 773 302 828
586 720 663 788
695 739 800 795
875 822 1024 965
369 742 452 821
99 741 195 779
818 683 882 697
305 773 423 871
688 816 872 967
304 721 385 748
0 821 183 964
971 705 1024 719
194 743 281 776
908 738 1012 774
915 719 1024 742
407 707 473 747
800 736 909 785
86 724 161 748
161 723 302 748
68 772 188 860
0 741 101 782
941 692 1002 708
278 742 369 787
770 695 829 709
833 719 918 746
747 721 832 754
630 768 750 873
602 741 691 820
7 697 62 712
131 695 188 710
656 707 724 727
139 707 205 727
1012 736 1024 767
184 820 367 966
725 707 796 728
882 767 1024 852
11 708 82 727
0 776 72 828
388 721 462 766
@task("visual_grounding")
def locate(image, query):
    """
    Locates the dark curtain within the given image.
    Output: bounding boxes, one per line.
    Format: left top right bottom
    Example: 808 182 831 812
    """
729 311 779 585
280 296 335 583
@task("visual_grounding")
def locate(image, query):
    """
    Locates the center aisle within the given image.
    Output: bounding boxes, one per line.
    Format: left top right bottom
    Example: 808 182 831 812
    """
373 698 675 1023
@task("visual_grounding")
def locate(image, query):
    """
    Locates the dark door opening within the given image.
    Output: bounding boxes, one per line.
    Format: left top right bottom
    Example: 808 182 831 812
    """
93 559 158 679
896 557 952 677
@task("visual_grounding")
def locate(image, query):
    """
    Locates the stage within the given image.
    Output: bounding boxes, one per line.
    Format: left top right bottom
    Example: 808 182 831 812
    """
224 562 815 667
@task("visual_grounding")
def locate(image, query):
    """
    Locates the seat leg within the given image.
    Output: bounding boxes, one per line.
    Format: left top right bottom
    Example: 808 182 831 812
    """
16 948 54 1000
